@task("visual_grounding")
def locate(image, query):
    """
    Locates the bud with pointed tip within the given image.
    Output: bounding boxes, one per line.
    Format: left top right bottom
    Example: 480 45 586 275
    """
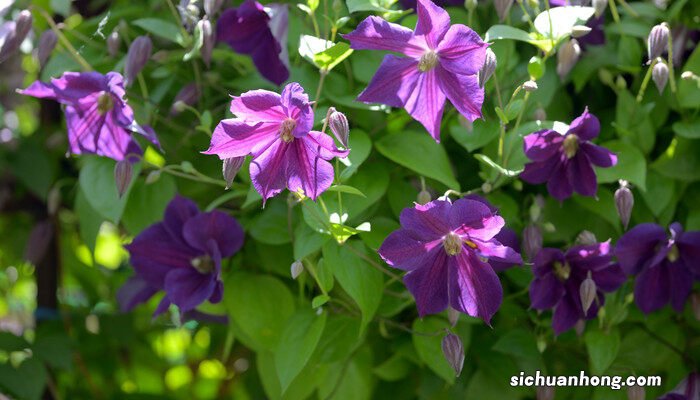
478 48 497 88
124 36 152 87
465 0 478 11
417 190 431 205
691 293 700 321
441 333 464 377
534 108 547 121
171 83 200 115
536 386 555 400
223 157 245 189
47 186 61 216
647 23 669 62
448 307 460 326
204 0 224 16
579 273 597 314
200 18 214 68
114 159 133 198
37 30 57 69
576 230 597 245
652 59 669 94
290 260 304 279
522 80 538 92
592 0 607 16
571 25 592 39
494 0 513 22
328 107 350 149
681 71 695 80
615 180 634 230
523 224 542 260
557 39 581 79
574 319 585 337
107 31 120 57
627 384 645 400
0 10 33 63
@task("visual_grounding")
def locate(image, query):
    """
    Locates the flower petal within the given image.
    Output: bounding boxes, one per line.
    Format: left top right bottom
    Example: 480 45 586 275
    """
591 263 627 292
567 107 600 140
50 71 108 101
634 262 670 314
565 241 612 271
357 54 420 109
532 248 565 277
669 262 693 312
435 66 483 123
488 228 521 272
677 231 700 276
250 139 288 202
448 250 503 324
341 16 425 57
250 44 290 86
285 137 335 200
614 223 666 275
164 268 217 312
116 275 159 312
529 273 565 310
568 153 598 197
18 80 57 99
182 211 245 257
305 131 350 159
404 250 449 316
400 69 446 141
523 130 565 161
281 82 313 136
547 158 574 201
520 157 559 184
414 0 451 48
399 200 451 241
229 89 286 122
580 142 617 167
449 198 504 241
552 291 581 335
379 229 442 271
436 25 488 76
202 119 278 159
475 238 522 266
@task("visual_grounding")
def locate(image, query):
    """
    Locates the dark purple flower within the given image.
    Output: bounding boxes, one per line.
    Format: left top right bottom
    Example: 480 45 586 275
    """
520 108 617 201
378 197 522 323
342 0 488 142
118 196 244 316
202 82 348 202
615 222 700 314
548 0 605 48
399 0 463 9
529 242 626 335
19 71 159 161
658 372 700 400
217 0 289 85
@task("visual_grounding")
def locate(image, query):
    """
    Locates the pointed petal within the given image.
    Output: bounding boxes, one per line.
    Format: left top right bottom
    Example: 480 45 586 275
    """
614 223 666 275
357 54 420 108
529 273 565 310
230 89 285 122
250 42 290 85
49 72 108 101
379 229 442 271
153 296 172 316
532 248 566 277
163 195 200 245
591 263 627 292
183 211 245 257
281 82 313 136
669 262 692 312
450 198 504 240
18 80 57 99
568 153 598 197
399 200 451 241
547 158 574 201
341 16 425 57
435 66 483 123
565 241 612 271
567 107 600 140
414 0 451 48
305 131 350 159
677 231 700 276
164 268 217 312
250 139 288 201
448 250 503 324
404 250 449 316
523 130 565 161
285 138 335 200
436 25 488 75
116 276 159 312
403 69 446 141
634 263 670 314
475 238 522 266
520 157 558 184
203 119 278 159
488 228 521 272
552 291 581 334
580 142 617 168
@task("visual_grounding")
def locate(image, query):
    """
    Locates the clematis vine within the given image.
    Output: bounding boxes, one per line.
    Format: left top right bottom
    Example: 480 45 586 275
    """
659 372 700 400
615 222 700 314
19 71 159 161
343 0 488 141
217 0 289 85
378 197 522 323
520 108 617 201
117 196 244 316
203 82 348 202
529 242 626 335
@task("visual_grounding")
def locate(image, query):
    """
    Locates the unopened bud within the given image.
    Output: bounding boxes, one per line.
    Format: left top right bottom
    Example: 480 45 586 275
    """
615 180 634 230
647 23 669 62
494 0 513 22
579 273 597 314
448 307 460 326
417 190 431 205
681 71 695 80
178 0 200 31
47 186 61 216
523 224 542 260
574 319 585 337
465 0 478 11
592 0 607 16
534 108 547 121
691 293 700 321
571 25 592 38
114 159 133 198
522 80 538 92
616 75 627 90
557 39 581 79
145 170 161 184
204 0 224 16
536 386 555 400
576 230 597 245
107 31 120 57
0 10 33 63
199 18 214 68
441 333 464 377
37 30 57 69
478 48 497 88
527 0 539 9
170 83 200 115
328 107 350 149
652 59 669 94
481 181 492 194
627 384 646 400
124 36 152 87
223 157 245 189
290 260 304 279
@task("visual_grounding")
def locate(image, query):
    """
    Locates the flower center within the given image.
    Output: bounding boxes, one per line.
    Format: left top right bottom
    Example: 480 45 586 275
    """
553 261 571 281
418 50 439 72
563 134 579 159
443 232 463 256
667 244 679 262
191 255 215 274
97 92 114 115
280 118 297 143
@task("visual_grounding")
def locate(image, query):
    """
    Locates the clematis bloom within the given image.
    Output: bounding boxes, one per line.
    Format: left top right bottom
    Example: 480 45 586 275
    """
658 372 700 400
203 82 348 202
529 242 626 335
118 196 244 316
19 71 159 161
615 222 700 314
520 108 617 201
342 0 488 142
378 197 522 323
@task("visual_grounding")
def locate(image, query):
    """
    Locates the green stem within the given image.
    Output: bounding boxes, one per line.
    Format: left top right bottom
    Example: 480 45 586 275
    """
667 30 677 93
608 0 621 23
35 7 92 71
616 0 639 17
313 70 328 112
302 259 328 296
636 59 657 103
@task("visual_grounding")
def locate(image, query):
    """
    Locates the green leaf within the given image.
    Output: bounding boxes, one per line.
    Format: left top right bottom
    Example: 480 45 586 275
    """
492 328 542 361
652 137 700 182
614 90 654 153
275 310 327 393
640 171 675 217
75 188 103 252
595 141 646 190
484 25 551 51
313 42 353 72
122 174 176 235
373 354 411 381
315 315 362 363
294 223 330 260
534 6 595 40
376 131 460 190
326 185 366 197
183 20 204 61
249 199 293 245
79 156 140 223
412 317 455 384
672 119 700 139
450 119 500 152
346 0 399 14
0 358 47 400
339 129 372 181
132 18 186 46
474 154 523 177
33 334 73 370
678 46 700 109
0 332 30 352
312 294 330 308
317 348 374 400
585 329 620 375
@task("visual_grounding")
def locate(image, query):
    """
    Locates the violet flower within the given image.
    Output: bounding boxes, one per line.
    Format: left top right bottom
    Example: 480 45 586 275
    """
378 197 522 323
615 222 700 314
529 242 626 335
217 0 289 85
19 71 159 161
520 108 617 201
659 372 700 400
118 195 244 316
342 0 488 142
203 82 348 203
549 0 605 48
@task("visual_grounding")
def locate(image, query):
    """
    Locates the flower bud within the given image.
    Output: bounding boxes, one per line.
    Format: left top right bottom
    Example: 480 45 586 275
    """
579 273 597 314
478 48 497 88
124 36 152 87
615 180 634 230
107 31 120 57
627 384 646 400
178 0 200 31
290 260 304 279
534 108 547 121
571 25 592 38
691 293 700 321
0 10 33 63
527 0 539 9
145 170 161 184
417 190 431 205
448 307 460 327
171 83 200 115
652 59 669 94
441 333 464 377
328 107 350 149
47 186 61 216
37 30 57 69
647 23 669 62
223 157 245 189
522 80 538 92
114 159 133 198
576 230 597 245
574 319 585 337
199 18 214 68
465 0 478 11
592 0 607 16
494 0 513 22
204 0 224 16
536 386 555 400
557 39 581 80
681 71 695 80
523 224 542 260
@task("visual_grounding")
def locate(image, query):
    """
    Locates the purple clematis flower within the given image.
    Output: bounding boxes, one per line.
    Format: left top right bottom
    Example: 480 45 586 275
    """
217 0 289 85
342 0 488 142
659 372 700 400
549 0 605 48
203 82 348 202
19 71 159 161
117 195 244 316
520 108 617 201
529 242 626 335
615 222 700 314
378 197 522 323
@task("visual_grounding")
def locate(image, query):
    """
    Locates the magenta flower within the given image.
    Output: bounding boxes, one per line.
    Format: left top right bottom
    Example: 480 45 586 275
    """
529 242 626 335
378 197 522 323
117 196 244 316
217 0 289 85
659 372 700 400
19 71 159 161
342 0 488 142
615 222 700 314
203 83 348 202
520 108 617 201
